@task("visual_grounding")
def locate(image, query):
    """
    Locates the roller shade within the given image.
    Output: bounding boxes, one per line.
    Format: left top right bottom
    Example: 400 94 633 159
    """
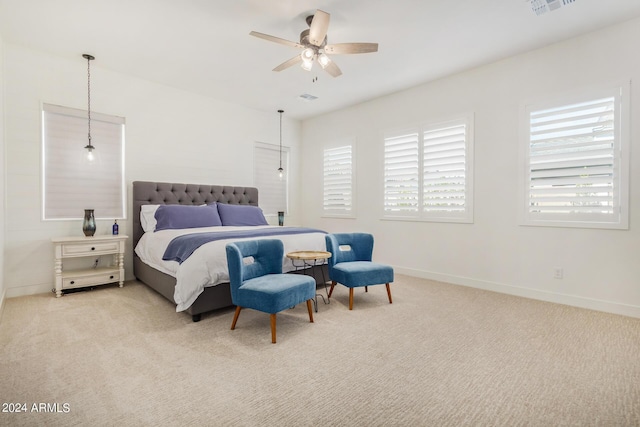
254 144 288 215
42 103 125 220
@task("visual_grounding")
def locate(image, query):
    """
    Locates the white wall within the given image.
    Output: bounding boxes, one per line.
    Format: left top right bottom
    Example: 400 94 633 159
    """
300 17 640 317
0 35 6 313
3 44 302 297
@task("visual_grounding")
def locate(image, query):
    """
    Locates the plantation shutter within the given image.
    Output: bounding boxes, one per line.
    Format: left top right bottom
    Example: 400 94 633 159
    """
43 103 125 220
423 121 467 216
384 131 419 214
527 96 617 221
323 145 353 214
254 144 288 215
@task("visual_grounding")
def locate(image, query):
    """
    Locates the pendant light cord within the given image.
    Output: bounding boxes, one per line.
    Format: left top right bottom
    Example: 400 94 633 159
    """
278 109 284 173
83 54 95 148
87 56 91 145
279 111 282 169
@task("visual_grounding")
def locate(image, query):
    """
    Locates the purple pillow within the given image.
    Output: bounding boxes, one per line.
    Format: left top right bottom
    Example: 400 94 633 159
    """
154 204 222 231
216 203 268 226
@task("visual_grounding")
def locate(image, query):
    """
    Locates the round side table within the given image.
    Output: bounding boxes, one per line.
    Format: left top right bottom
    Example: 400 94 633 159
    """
286 250 332 312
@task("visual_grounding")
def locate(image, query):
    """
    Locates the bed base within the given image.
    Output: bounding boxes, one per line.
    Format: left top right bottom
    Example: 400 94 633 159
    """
134 256 233 322
135 256 328 322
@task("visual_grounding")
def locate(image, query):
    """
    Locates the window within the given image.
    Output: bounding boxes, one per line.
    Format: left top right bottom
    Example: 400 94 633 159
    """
521 85 629 229
254 142 289 216
383 115 474 223
42 103 125 220
384 130 419 214
323 143 355 217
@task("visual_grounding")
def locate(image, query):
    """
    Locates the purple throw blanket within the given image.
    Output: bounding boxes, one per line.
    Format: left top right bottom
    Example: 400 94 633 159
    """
162 227 326 264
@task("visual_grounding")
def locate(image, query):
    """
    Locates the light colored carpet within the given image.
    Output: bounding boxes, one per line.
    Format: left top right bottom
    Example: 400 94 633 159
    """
1 275 639 426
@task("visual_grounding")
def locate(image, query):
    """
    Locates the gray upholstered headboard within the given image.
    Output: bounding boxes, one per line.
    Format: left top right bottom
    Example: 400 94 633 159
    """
132 181 259 248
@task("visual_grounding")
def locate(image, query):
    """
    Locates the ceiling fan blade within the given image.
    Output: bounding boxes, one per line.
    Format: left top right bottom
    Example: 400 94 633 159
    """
323 60 342 78
324 43 379 54
249 31 303 49
273 55 302 72
308 9 330 47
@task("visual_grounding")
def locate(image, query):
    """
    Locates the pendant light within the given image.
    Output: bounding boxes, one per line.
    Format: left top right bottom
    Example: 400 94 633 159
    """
277 109 284 179
82 53 98 164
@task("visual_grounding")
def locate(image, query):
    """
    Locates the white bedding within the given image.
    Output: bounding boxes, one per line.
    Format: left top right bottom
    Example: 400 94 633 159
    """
134 225 327 311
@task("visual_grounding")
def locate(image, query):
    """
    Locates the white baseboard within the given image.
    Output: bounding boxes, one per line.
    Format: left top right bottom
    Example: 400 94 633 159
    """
0 288 5 323
5 283 53 299
395 266 640 319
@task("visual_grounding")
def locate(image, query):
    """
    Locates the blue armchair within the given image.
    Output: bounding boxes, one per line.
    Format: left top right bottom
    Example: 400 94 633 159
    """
225 239 316 343
325 233 394 310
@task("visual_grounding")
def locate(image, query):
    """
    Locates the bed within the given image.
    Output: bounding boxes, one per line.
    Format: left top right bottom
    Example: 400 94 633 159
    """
132 181 327 322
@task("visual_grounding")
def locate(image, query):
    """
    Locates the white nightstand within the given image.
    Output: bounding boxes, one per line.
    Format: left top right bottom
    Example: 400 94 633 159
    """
51 235 128 297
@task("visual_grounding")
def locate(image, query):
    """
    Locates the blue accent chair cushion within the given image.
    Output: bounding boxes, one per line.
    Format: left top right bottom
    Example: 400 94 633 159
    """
226 239 315 343
325 233 394 310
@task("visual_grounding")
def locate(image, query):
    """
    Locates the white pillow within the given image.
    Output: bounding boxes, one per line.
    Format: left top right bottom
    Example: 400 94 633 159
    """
140 205 160 232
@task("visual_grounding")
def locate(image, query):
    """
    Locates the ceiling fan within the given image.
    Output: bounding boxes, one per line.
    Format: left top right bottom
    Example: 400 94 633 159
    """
249 9 378 77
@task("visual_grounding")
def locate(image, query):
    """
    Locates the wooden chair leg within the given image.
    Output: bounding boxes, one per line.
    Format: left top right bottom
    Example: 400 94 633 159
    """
306 299 314 323
328 281 336 298
349 288 354 310
365 286 368 292
386 283 393 304
270 314 277 344
230 306 242 330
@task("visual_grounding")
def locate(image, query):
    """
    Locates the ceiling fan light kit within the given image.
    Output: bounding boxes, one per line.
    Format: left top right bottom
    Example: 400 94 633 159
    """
317 52 331 69
250 9 378 77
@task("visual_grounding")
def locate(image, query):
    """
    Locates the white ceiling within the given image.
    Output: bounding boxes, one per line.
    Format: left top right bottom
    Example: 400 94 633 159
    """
2 0 640 120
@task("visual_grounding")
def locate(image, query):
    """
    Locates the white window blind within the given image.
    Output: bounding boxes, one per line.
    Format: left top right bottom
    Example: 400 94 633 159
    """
323 145 354 216
524 87 628 228
384 131 419 214
423 121 469 218
254 143 288 216
42 103 125 220
383 116 473 222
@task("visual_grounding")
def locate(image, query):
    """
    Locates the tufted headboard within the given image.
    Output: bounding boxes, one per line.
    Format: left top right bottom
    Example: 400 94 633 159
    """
132 181 259 248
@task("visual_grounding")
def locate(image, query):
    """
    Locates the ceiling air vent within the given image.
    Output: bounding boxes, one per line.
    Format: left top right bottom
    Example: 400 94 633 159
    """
530 0 576 15
298 93 318 102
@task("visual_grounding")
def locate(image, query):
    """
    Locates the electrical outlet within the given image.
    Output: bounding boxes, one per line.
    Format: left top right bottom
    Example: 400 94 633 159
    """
554 267 563 279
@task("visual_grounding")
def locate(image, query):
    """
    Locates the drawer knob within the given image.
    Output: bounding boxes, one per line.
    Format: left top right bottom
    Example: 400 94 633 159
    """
110 276 114 279
91 247 95 251
70 280 75 285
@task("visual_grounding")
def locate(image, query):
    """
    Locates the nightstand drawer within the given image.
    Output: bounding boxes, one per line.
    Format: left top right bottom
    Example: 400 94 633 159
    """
61 241 120 257
62 271 120 289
